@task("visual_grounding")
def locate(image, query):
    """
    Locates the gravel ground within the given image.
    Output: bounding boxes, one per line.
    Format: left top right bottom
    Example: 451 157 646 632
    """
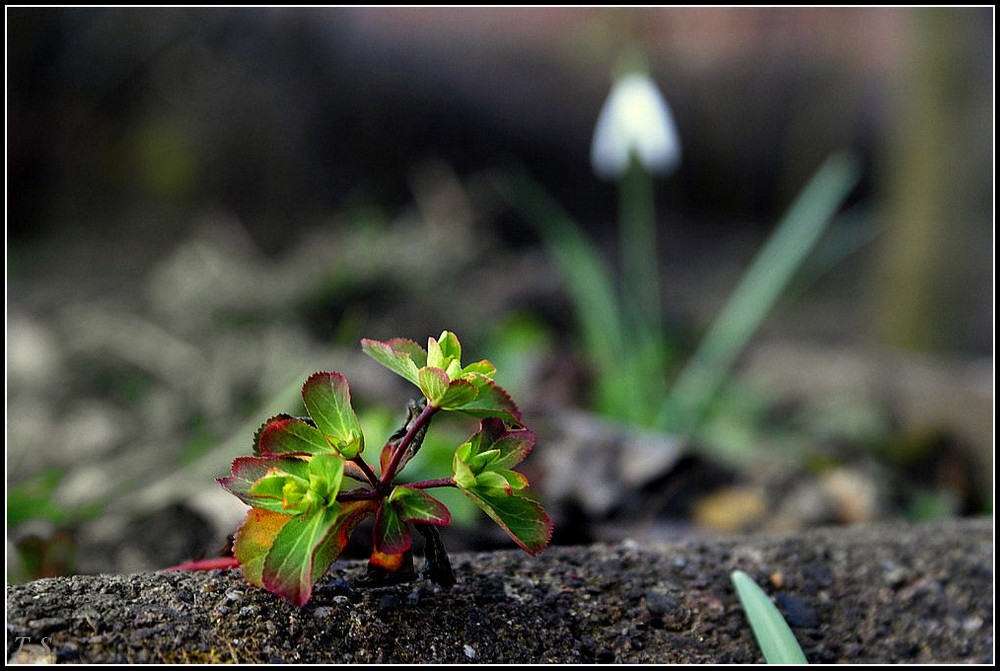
7 517 993 663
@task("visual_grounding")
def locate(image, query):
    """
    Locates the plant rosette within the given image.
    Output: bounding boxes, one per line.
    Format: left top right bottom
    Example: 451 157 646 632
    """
218 331 552 606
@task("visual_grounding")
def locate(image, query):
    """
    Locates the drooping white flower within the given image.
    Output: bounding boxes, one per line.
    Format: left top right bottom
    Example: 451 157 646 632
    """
590 71 681 180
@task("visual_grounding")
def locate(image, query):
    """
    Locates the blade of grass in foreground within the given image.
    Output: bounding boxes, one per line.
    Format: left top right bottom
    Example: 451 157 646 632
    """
731 570 808 664
658 151 862 440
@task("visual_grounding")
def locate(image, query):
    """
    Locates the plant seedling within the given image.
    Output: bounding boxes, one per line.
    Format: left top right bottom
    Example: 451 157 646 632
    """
217 331 552 606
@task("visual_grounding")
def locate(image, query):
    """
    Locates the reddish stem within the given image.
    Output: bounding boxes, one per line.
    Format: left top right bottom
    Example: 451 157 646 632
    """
351 456 380 489
405 477 456 490
378 402 437 493
336 487 380 502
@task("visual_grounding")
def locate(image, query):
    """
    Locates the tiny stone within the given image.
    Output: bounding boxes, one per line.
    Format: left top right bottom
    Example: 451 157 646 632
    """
776 594 820 629
463 644 476 659
644 588 679 616
328 577 353 595
312 607 335 619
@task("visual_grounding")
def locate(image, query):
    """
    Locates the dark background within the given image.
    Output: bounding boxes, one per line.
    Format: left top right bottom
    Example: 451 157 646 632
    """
6 7 993 579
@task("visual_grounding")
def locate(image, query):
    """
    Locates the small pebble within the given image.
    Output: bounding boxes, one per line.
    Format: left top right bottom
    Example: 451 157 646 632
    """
463 644 476 659
644 589 679 616
776 594 819 628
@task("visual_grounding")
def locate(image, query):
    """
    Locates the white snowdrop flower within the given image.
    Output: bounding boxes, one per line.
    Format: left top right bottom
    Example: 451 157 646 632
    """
590 71 681 180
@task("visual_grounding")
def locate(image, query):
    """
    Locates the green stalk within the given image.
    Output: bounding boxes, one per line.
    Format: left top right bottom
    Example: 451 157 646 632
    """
619 154 666 424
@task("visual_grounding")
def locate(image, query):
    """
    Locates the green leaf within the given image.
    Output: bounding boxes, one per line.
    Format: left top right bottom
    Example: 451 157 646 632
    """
234 507 293 589
731 570 809 664
301 372 364 459
248 469 312 514
458 485 552 555
374 499 412 555
452 453 477 490
361 338 423 386
461 359 496 378
427 331 462 371
436 378 478 410
262 505 342 607
418 366 450 406
307 453 346 505
255 416 329 456
499 469 529 491
659 152 861 436
474 471 509 490
218 456 310 511
465 448 501 472
390 486 451 526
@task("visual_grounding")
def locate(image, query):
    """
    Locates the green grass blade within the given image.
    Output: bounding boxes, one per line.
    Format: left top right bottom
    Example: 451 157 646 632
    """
731 570 808 664
658 151 862 436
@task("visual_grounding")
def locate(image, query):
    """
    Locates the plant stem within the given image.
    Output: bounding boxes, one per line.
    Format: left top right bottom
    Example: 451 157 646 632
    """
351 456 380 490
379 402 437 493
406 477 456 490
336 487 379 502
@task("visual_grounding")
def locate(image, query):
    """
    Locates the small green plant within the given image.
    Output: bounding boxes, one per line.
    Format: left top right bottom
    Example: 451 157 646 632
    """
217 331 552 606
731 570 808 664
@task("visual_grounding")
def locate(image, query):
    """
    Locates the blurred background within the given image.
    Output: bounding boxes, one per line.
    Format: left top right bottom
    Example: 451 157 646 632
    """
7 7 993 582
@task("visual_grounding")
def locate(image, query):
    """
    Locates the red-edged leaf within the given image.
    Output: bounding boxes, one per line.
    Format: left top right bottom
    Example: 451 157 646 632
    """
488 427 535 470
218 456 310 510
457 418 534 471
255 416 329 456
262 506 341 607
301 372 364 458
234 507 293 588
361 338 423 385
374 500 412 555
310 499 376 584
458 486 553 555
455 382 521 423
390 486 451 526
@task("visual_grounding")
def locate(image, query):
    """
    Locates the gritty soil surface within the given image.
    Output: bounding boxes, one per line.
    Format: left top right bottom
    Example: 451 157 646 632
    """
6 517 992 664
